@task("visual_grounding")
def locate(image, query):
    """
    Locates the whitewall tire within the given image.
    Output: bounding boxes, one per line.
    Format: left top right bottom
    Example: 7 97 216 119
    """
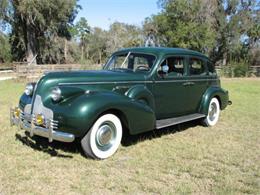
203 97 220 127
81 114 122 159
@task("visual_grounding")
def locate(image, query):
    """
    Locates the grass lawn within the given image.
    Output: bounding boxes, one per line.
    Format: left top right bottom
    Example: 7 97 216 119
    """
0 79 259 194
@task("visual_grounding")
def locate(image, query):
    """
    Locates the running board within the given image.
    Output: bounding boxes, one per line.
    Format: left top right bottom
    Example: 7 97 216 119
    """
156 113 205 129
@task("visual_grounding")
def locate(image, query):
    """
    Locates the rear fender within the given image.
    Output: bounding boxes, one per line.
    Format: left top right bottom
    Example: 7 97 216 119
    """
199 87 229 115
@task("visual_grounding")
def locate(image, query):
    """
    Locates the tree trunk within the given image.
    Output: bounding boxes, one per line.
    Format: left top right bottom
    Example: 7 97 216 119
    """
99 50 102 64
81 45 84 61
222 52 227 66
26 18 37 65
86 46 89 59
64 38 68 63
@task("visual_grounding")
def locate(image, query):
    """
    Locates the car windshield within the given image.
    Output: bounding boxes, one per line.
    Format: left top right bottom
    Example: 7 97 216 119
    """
103 52 156 72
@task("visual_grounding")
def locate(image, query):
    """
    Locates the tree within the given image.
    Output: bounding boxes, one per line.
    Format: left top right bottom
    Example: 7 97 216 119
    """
88 27 107 64
74 17 91 61
0 0 11 28
151 0 216 54
210 0 259 65
2 0 80 64
106 22 143 55
0 32 11 62
149 0 259 66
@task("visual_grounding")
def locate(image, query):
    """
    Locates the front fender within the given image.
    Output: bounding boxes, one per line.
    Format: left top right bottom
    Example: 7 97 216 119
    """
52 91 156 137
199 86 229 115
19 93 32 110
125 85 155 111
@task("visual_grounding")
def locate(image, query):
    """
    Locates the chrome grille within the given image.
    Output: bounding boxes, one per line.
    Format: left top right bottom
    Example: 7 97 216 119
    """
10 107 74 143
20 110 32 122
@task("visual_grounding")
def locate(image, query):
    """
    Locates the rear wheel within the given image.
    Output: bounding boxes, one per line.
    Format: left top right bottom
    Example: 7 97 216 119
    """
81 114 122 159
203 97 220 126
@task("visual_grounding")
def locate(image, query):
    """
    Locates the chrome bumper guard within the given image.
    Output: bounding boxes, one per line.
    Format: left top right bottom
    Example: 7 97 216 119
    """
10 107 75 143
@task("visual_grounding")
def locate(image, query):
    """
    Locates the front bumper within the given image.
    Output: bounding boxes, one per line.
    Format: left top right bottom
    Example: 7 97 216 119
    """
10 107 75 143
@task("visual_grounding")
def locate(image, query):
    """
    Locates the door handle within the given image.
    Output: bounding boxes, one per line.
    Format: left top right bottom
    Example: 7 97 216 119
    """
183 81 195 86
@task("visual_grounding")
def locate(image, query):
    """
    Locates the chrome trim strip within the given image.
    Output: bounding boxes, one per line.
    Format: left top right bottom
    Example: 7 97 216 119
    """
58 81 153 85
24 104 32 115
33 95 53 119
58 78 218 86
154 79 218 83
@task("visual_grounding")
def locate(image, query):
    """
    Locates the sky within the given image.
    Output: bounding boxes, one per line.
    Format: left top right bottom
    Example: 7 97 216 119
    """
76 0 160 30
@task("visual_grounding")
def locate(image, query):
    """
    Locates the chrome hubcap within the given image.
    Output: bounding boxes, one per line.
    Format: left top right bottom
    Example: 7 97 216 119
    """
209 102 217 121
96 122 116 151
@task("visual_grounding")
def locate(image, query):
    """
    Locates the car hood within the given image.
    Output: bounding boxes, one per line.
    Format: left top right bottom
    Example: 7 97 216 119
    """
43 70 146 83
33 70 147 104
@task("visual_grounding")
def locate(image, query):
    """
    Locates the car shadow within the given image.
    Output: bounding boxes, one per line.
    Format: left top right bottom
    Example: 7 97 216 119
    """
121 120 200 147
15 132 82 158
15 120 201 158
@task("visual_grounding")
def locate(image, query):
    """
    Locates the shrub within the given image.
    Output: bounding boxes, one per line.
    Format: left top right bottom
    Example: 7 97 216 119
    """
220 61 250 77
233 61 249 77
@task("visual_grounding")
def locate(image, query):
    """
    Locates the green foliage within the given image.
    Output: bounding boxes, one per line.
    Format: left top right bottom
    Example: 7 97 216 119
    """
145 0 260 70
74 17 90 38
105 22 143 56
71 22 144 64
220 61 250 77
0 0 259 73
233 61 249 77
0 0 10 27
149 0 216 54
0 32 11 62
88 27 107 63
73 17 91 61
4 0 80 64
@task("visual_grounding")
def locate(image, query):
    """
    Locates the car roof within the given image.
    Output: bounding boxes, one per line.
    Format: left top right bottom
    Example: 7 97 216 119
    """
116 47 209 60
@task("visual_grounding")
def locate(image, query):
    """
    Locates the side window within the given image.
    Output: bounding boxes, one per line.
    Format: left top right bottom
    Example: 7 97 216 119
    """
189 58 206 76
131 54 155 71
158 56 184 77
133 56 149 70
207 61 216 75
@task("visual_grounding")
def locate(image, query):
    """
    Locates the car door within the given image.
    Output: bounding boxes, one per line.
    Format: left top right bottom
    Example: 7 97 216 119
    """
185 56 209 113
149 55 191 119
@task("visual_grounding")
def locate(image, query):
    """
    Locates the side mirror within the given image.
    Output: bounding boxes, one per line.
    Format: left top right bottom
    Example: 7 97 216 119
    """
162 64 169 74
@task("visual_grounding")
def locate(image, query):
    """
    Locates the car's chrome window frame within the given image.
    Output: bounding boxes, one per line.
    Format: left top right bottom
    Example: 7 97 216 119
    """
186 55 210 77
103 52 157 74
155 54 190 79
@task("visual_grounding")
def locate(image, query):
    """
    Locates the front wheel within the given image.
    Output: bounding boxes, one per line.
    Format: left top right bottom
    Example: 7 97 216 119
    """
202 97 220 126
81 114 122 159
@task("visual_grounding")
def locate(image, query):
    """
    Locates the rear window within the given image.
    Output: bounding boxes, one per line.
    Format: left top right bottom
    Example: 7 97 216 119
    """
207 61 217 75
189 58 207 76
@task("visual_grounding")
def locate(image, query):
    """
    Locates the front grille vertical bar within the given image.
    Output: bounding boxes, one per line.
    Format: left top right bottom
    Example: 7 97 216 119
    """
48 119 53 142
30 114 35 137
19 111 23 130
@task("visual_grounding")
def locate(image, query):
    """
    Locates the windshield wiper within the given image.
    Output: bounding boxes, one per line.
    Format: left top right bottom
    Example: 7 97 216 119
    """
120 52 131 68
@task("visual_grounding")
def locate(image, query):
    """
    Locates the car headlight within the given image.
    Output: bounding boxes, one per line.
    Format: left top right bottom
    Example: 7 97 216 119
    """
51 87 62 102
24 83 34 96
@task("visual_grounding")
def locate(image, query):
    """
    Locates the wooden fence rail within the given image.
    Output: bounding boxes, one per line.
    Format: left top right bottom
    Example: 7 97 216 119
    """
15 64 101 81
215 65 260 77
1 63 259 82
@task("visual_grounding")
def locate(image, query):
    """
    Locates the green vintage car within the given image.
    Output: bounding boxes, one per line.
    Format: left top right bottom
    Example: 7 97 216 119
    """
10 47 231 159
